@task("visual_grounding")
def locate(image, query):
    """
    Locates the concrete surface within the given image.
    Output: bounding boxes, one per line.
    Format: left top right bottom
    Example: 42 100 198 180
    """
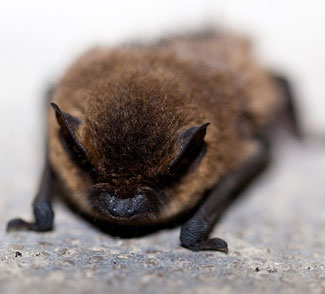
0 138 324 294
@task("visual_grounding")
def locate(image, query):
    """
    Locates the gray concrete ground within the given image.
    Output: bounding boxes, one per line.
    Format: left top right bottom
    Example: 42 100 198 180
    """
0 138 324 294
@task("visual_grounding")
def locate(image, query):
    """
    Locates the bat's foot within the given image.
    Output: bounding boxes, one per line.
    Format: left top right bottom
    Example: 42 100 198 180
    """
180 218 228 253
6 218 53 232
7 202 54 232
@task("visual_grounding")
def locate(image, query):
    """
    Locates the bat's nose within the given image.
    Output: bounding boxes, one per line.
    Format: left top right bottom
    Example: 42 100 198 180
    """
106 194 146 218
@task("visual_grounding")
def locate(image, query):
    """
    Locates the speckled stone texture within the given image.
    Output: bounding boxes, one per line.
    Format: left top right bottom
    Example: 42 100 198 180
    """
1 138 324 294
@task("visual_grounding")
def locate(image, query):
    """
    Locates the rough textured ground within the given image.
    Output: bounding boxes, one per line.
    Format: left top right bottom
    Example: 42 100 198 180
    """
1 138 324 294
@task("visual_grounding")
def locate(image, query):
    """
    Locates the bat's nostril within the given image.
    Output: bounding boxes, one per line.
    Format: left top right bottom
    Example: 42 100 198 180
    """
103 194 116 205
133 194 145 206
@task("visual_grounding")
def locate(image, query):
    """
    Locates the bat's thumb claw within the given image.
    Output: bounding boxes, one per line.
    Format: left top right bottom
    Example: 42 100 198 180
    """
199 237 229 254
6 218 32 232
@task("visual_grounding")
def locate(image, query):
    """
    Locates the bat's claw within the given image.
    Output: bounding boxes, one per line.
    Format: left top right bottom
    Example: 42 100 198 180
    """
6 218 33 232
198 238 228 254
181 235 228 253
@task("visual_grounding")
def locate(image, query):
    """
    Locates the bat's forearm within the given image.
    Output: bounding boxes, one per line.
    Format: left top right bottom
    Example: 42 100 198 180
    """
180 140 270 252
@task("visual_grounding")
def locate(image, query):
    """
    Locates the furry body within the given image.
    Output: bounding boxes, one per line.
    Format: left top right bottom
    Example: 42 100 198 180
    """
8 31 288 251
48 32 281 224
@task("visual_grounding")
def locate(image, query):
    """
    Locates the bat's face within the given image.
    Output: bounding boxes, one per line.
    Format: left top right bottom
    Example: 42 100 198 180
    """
52 91 209 223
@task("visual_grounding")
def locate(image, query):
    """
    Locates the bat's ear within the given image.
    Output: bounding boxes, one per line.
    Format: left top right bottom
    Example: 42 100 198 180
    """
168 122 210 174
51 103 91 169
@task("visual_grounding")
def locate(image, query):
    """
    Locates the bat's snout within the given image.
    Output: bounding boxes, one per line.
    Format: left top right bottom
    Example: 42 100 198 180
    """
91 192 149 219
88 183 161 221
107 194 146 218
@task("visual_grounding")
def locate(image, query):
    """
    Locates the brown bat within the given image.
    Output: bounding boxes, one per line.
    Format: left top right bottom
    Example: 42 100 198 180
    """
7 31 300 252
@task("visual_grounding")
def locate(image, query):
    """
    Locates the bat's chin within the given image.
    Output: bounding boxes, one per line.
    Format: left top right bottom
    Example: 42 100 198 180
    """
93 207 158 225
107 211 155 223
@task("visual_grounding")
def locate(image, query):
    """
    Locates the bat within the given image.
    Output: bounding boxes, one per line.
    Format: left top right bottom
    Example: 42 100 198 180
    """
7 31 300 253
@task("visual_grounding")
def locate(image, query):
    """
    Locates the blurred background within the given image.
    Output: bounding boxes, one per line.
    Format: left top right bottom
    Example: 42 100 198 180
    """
0 0 324 203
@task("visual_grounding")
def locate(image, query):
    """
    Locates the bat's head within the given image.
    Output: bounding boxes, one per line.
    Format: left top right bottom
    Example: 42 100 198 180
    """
51 72 210 224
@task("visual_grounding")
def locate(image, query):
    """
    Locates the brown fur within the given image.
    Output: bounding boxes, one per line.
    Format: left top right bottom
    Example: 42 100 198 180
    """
48 31 283 225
